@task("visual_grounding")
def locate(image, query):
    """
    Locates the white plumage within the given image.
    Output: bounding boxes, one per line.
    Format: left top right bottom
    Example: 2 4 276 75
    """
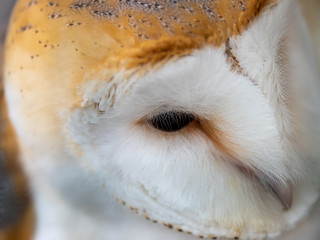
2 0 320 239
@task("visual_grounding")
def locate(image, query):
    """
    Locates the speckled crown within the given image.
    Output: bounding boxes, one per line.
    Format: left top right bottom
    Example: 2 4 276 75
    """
7 0 277 71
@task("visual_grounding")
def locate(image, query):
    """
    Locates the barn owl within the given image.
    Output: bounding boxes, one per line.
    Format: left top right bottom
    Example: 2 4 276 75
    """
2 0 320 239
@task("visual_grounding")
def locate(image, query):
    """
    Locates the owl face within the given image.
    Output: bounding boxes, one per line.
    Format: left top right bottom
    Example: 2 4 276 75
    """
70 48 290 238
4 0 320 239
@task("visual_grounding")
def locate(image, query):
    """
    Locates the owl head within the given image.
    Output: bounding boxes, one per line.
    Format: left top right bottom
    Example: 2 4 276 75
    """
4 0 320 239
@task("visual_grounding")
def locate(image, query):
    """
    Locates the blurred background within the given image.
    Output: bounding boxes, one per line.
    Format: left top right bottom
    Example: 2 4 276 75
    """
0 0 319 240
0 0 16 70
300 0 320 65
0 0 15 46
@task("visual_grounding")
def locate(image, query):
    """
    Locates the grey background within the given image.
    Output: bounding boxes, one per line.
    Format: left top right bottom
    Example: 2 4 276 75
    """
0 0 18 230
0 0 15 41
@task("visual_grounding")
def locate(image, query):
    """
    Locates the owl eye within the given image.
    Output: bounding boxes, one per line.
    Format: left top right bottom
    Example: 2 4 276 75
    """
149 111 195 132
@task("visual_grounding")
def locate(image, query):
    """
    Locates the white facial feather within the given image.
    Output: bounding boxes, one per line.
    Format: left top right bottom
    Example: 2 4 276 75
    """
64 1 320 239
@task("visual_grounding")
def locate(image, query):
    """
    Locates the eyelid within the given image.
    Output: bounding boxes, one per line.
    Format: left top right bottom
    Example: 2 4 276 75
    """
147 111 195 132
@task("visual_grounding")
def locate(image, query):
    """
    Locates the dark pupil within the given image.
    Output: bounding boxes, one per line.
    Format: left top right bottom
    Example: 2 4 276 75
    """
149 111 194 132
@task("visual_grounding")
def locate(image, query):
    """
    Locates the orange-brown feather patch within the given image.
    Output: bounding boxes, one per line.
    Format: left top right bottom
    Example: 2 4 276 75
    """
7 0 278 76
197 119 244 160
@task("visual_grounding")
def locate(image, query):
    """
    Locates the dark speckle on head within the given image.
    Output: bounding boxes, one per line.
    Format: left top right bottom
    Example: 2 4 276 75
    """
91 9 115 18
48 12 62 19
27 0 38 7
239 0 247 11
19 25 32 32
48 2 59 7
230 0 236 8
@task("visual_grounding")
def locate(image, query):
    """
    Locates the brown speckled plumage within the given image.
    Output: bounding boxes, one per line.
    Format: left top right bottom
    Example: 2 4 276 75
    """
7 0 277 75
